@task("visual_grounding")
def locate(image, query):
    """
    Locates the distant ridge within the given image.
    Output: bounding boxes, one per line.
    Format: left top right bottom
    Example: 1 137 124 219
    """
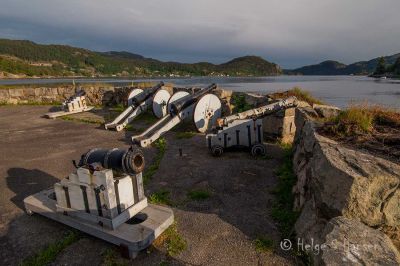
286 53 400 75
0 38 281 78
1 38 398 77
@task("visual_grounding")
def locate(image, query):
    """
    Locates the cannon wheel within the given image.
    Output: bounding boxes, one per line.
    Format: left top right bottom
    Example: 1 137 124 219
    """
211 145 224 157
152 89 171 118
167 91 190 114
127 89 143 106
193 94 222 133
251 144 266 157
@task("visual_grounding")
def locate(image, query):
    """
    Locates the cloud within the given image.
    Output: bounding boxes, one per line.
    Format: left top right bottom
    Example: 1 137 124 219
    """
0 0 399 68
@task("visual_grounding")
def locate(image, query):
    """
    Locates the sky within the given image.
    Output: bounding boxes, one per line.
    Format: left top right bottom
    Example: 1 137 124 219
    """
0 0 399 68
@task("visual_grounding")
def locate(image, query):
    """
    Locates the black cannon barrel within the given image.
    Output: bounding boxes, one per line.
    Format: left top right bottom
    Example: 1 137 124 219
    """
130 82 164 107
169 83 217 116
78 147 145 175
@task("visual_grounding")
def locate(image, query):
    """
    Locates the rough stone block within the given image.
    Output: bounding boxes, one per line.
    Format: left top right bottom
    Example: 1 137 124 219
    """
318 217 400 265
68 182 87 212
54 182 68 208
313 104 341 118
68 172 80 184
77 167 92 184
115 177 134 211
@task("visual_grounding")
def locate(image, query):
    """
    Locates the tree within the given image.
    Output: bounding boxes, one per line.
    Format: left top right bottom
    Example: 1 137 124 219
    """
374 57 386 75
393 57 400 74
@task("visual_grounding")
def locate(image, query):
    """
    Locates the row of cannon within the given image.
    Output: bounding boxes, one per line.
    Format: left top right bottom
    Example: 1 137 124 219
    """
74 83 297 175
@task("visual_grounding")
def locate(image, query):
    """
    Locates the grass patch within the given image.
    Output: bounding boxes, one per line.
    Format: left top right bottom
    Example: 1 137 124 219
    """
60 116 103 125
21 230 80 266
254 236 275 252
109 103 125 113
271 87 323 105
324 103 400 137
143 137 166 184
149 189 172 205
175 131 196 139
271 144 299 238
135 110 158 125
101 248 128 266
124 124 141 133
187 189 210 200
154 222 187 257
231 93 253 113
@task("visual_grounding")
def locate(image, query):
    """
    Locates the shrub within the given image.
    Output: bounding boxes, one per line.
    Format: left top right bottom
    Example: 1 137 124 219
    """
254 236 275 252
325 104 400 137
231 93 253 113
187 189 210 200
149 189 171 205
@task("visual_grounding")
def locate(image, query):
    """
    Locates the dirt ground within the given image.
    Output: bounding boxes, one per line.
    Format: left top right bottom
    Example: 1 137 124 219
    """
0 106 295 265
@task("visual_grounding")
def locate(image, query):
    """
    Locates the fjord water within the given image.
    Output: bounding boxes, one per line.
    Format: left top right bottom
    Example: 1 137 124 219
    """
1 76 399 108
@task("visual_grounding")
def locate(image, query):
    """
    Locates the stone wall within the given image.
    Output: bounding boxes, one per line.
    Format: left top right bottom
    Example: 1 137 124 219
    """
0 85 130 106
292 107 400 264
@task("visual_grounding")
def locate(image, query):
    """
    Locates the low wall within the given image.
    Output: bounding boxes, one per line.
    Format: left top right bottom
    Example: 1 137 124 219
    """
0 85 133 106
292 107 400 264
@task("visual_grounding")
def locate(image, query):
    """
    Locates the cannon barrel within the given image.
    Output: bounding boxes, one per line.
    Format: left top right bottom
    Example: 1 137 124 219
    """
78 147 145 175
217 96 298 127
131 82 164 107
169 83 217 116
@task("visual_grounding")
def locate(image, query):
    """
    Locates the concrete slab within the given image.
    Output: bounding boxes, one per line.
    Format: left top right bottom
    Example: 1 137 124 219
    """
24 188 174 258
44 106 94 119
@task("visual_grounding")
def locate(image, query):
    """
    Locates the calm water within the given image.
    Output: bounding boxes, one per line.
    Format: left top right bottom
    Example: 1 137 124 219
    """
1 76 400 109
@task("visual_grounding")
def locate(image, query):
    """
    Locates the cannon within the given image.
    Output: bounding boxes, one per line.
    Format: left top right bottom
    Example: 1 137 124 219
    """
105 82 172 131
132 83 222 147
44 89 94 119
207 97 298 156
24 146 173 259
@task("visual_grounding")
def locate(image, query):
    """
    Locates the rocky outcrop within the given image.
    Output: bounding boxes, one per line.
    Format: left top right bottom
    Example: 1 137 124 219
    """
317 217 400 265
312 104 341 118
292 107 400 264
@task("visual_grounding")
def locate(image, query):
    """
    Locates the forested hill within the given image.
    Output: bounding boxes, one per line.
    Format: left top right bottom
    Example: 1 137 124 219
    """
286 53 400 75
0 39 282 78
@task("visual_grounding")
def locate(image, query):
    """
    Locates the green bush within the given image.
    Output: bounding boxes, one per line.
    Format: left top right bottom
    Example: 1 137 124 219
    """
232 93 253 113
149 189 172 205
187 189 210 200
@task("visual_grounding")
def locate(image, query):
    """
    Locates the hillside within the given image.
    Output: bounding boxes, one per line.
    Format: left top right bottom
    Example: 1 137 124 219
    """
0 39 282 78
287 53 400 75
286 60 347 75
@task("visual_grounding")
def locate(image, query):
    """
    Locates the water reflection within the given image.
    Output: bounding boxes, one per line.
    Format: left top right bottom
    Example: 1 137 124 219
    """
1 76 399 108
